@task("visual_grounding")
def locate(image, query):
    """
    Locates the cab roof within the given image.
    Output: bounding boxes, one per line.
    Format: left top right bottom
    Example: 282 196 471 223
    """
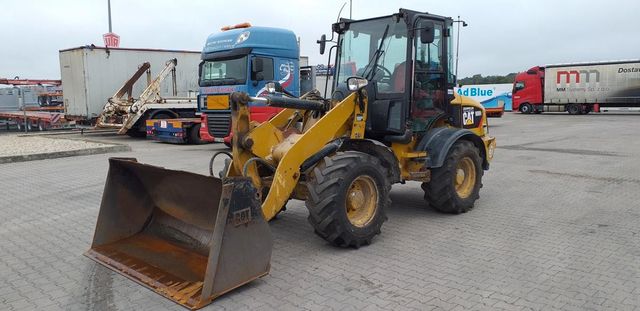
202 26 298 60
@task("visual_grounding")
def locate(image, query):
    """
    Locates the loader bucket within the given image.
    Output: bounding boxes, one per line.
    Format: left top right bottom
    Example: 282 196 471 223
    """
85 158 272 309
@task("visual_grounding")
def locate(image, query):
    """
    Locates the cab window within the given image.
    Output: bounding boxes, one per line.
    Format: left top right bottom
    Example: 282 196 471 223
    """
252 57 274 81
411 22 445 132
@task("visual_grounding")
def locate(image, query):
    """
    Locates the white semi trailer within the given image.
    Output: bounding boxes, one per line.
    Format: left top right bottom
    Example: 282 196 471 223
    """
513 60 640 114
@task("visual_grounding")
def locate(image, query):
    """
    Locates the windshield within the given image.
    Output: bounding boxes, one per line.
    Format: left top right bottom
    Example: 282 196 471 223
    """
336 17 408 93
200 56 247 86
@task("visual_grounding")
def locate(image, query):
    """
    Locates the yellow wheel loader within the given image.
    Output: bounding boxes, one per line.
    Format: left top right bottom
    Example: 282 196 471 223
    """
86 9 496 309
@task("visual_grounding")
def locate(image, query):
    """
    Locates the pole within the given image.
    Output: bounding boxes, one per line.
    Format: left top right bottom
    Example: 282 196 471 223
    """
455 15 461 83
108 0 112 32
349 0 352 19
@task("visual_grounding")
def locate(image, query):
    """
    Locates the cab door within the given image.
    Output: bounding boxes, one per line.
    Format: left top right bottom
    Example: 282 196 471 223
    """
410 18 448 132
366 20 410 137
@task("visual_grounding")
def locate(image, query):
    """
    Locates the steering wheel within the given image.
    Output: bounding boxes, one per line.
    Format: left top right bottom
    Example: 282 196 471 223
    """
372 64 393 84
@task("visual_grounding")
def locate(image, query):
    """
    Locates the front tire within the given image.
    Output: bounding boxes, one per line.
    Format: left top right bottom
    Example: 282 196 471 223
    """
422 140 483 214
306 151 390 248
520 103 533 114
188 124 204 144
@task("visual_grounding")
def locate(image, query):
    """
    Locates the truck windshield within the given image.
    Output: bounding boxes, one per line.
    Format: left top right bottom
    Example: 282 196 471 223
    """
200 56 247 86
336 17 408 92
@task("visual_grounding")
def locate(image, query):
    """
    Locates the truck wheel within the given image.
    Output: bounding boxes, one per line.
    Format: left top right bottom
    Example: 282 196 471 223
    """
567 104 581 115
422 140 483 214
520 103 532 114
306 151 389 248
26 121 34 132
188 124 204 144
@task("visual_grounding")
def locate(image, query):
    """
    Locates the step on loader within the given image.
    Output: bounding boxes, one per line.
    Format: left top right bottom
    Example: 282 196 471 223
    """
86 9 496 310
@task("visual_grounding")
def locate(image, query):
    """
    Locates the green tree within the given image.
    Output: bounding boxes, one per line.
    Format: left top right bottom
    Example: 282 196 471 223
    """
458 73 518 86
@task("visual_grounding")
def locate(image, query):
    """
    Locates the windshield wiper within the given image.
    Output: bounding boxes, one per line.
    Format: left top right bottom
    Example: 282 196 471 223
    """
362 24 390 80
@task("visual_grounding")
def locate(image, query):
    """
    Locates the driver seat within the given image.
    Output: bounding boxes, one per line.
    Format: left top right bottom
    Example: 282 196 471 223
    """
391 62 406 93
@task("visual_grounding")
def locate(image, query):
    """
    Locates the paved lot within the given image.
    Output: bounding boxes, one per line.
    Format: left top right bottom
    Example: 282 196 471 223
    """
1 113 639 310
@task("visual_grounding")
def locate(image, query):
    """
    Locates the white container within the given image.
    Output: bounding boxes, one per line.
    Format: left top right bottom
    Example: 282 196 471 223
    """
59 46 201 120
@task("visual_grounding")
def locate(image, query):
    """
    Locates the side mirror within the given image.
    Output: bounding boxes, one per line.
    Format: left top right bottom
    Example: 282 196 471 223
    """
198 61 204 82
266 81 284 94
317 34 326 55
255 72 264 82
251 57 264 74
347 76 368 91
419 21 435 44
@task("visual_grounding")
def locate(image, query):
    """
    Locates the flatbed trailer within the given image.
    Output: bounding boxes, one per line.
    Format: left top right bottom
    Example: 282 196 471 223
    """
145 117 211 144
0 110 74 131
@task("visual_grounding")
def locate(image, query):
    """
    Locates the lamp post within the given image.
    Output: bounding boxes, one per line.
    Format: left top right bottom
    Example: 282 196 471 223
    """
453 15 468 85
108 0 112 32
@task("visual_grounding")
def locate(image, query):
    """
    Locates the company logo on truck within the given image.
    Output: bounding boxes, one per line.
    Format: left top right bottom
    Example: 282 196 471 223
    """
556 70 600 85
618 67 640 73
236 31 250 45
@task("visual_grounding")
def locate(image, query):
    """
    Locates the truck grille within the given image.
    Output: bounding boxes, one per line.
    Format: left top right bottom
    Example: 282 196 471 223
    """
206 112 231 138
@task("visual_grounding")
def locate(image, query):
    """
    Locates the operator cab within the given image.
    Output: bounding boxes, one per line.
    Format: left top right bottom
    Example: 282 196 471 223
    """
323 9 454 141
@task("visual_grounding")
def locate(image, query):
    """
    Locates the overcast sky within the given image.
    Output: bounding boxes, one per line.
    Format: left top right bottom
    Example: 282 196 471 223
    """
1 0 639 80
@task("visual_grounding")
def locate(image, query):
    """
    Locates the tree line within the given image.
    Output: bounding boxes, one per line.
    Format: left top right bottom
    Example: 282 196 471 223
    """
458 73 518 85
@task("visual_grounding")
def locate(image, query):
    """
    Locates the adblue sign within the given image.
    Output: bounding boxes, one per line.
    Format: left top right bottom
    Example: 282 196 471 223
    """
454 84 513 111
457 87 493 97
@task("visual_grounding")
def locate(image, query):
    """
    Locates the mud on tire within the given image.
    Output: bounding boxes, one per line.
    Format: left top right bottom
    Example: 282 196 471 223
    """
306 151 390 248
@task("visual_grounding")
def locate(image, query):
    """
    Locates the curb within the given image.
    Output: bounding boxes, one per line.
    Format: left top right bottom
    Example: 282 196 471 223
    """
0 144 131 164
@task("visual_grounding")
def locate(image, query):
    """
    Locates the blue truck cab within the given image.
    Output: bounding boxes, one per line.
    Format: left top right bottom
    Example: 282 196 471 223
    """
198 24 300 141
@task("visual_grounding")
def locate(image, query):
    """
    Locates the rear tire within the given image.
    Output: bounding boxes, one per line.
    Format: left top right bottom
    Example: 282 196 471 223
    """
306 151 389 248
422 140 483 214
567 104 581 115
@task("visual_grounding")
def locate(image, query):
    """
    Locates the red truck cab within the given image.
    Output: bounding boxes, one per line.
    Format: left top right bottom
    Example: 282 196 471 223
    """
512 66 544 113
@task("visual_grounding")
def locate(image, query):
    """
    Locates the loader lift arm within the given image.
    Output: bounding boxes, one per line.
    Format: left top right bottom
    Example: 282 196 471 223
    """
227 86 368 220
